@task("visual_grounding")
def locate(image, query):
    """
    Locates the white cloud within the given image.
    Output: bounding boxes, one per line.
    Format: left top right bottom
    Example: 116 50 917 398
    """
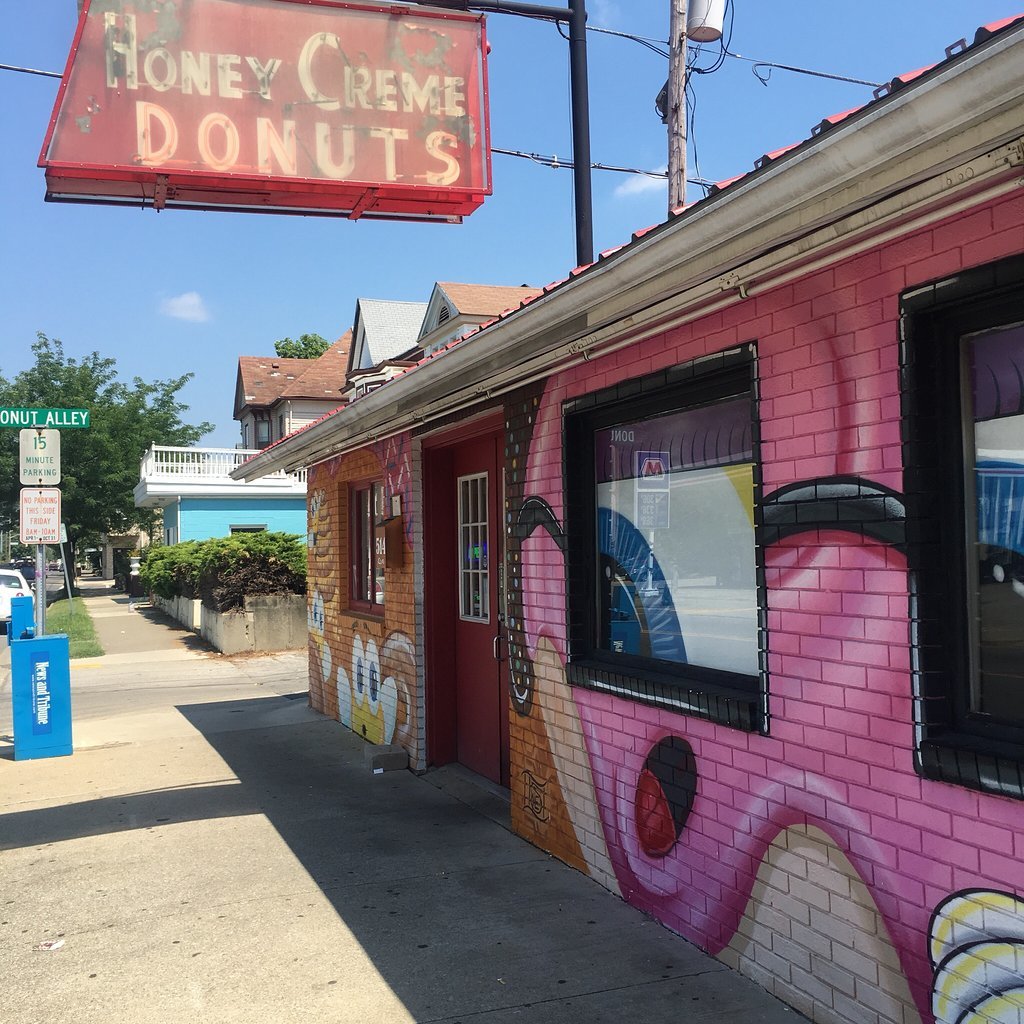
613 169 668 200
588 0 620 27
160 291 210 322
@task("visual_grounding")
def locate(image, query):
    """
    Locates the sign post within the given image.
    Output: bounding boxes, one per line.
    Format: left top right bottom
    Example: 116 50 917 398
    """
3 407 86 637
4 409 83 761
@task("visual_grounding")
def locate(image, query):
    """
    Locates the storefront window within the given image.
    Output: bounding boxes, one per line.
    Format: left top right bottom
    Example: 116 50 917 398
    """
566 349 762 730
902 255 1024 798
352 482 385 609
594 398 757 674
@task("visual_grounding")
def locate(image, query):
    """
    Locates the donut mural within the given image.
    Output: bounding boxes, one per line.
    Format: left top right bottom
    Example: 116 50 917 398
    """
337 631 415 747
306 442 420 763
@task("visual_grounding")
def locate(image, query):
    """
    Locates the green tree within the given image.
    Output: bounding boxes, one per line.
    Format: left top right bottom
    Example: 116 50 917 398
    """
273 333 330 359
0 333 213 572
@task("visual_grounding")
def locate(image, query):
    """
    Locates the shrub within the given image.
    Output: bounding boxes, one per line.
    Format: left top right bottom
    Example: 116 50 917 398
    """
140 533 306 610
140 541 202 599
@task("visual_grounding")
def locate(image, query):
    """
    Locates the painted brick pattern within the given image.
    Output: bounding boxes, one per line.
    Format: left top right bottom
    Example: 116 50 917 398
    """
505 190 1024 1024
307 438 421 766
303 193 1024 1024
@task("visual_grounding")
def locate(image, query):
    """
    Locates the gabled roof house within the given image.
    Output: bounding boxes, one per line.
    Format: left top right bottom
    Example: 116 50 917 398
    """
235 332 351 449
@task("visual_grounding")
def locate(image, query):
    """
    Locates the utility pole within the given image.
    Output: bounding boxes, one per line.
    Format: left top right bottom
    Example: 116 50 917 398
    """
667 0 688 211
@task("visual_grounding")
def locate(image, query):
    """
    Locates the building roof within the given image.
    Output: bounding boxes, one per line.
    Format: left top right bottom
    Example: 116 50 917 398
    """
235 332 353 416
280 331 352 400
434 282 539 319
234 11 1024 480
351 299 429 370
235 356 312 415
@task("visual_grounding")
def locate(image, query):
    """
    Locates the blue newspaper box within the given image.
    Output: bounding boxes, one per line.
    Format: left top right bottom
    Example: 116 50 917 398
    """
11 634 73 760
7 594 34 646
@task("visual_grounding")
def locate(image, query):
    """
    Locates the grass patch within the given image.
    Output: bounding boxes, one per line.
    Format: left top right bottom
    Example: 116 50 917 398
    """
45 598 105 659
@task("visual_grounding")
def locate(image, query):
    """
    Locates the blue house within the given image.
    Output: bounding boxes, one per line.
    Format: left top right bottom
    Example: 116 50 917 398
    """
134 444 308 545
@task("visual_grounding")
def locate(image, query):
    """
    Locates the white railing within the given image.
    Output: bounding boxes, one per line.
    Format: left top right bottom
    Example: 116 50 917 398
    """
139 445 307 485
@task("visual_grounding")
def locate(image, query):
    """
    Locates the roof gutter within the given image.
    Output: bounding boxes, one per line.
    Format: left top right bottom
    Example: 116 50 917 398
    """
234 21 1024 481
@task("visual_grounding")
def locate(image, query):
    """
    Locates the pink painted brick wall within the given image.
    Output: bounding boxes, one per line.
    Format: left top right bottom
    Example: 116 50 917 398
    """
515 190 1024 1024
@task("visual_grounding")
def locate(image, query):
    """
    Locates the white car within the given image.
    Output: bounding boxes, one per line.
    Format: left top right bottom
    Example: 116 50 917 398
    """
0 568 32 633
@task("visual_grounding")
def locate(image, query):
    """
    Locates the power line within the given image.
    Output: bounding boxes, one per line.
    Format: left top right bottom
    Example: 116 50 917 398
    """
586 20 881 88
0 63 669 183
3 23 882 91
0 62 62 79
494 146 667 176
492 146 719 192
724 49 883 88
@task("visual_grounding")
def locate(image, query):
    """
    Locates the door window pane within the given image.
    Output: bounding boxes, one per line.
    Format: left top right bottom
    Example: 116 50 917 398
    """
459 473 488 620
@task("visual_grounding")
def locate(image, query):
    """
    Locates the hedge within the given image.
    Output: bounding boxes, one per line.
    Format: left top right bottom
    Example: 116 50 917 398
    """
140 532 307 611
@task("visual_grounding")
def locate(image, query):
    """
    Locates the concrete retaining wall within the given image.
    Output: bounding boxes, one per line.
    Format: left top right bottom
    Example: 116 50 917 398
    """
152 591 305 655
200 593 306 655
153 594 201 632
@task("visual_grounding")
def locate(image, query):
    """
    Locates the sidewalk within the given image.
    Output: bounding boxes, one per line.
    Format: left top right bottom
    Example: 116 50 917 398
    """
74 576 209 660
0 640 803 1023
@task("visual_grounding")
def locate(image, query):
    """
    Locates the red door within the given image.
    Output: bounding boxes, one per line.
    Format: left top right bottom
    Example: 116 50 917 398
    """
451 434 509 786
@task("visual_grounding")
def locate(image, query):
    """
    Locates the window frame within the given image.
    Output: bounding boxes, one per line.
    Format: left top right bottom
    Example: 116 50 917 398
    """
255 417 271 447
901 253 1024 798
564 346 766 732
349 479 386 614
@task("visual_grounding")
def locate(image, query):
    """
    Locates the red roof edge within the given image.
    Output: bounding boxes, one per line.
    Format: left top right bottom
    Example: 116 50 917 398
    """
811 105 866 137
976 13 1024 42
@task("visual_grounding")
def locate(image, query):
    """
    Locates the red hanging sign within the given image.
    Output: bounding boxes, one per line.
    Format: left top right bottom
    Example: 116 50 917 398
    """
41 0 491 221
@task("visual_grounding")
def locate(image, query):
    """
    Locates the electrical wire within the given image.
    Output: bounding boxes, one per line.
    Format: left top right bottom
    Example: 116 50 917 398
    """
724 48 882 88
583 24 668 58
0 62 62 79
584 6 879 89
685 75 705 192
493 146 680 179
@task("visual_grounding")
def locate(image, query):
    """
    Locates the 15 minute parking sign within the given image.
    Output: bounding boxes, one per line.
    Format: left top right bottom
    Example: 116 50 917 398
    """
19 429 61 485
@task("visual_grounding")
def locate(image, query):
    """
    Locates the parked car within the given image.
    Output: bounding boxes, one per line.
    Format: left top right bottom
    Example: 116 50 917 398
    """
0 567 32 634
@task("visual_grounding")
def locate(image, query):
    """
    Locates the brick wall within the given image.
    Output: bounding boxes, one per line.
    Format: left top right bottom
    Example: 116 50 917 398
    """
506 191 1024 1024
307 436 421 767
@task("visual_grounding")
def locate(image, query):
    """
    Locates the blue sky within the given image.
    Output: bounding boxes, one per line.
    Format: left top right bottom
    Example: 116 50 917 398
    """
3 1 1022 447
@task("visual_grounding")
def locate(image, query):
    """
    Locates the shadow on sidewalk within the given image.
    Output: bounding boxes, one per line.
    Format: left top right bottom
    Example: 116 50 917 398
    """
0 694 799 1023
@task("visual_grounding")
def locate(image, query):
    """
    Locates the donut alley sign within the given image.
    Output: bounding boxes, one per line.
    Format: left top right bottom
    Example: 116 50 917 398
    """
40 0 491 221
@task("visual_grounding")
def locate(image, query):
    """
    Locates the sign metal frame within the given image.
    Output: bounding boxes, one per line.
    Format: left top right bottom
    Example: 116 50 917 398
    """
39 0 492 222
